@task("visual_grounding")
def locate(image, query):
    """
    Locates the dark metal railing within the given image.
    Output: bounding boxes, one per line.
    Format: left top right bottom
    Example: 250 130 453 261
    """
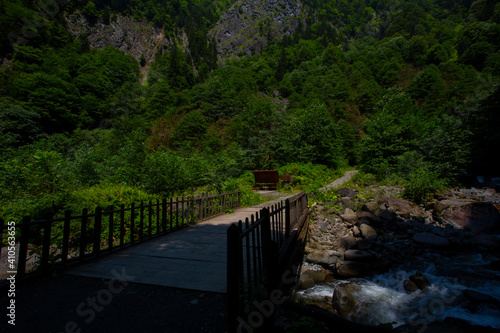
0 191 241 278
227 191 309 332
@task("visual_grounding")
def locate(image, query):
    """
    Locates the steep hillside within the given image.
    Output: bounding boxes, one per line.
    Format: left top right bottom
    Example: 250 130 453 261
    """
1 0 500 224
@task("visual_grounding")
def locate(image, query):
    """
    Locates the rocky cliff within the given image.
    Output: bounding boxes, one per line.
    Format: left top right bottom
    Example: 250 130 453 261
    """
209 0 304 61
64 12 189 80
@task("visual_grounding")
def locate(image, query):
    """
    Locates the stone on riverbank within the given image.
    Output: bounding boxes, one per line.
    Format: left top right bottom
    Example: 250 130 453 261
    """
336 260 369 277
413 232 450 248
436 200 500 233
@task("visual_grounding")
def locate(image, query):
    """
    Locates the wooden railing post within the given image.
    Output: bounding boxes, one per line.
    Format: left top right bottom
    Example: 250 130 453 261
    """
261 207 278 291
108 206 114 251
41 220 52 271
285 198 291 239
17 216 30 277
148 200 153 238
93 207 102 256
0 218 4 262
162 198 167 233
198 195 203 222
80 208 88 259
223 192 226 213
182 196 185 225
156 199 161 235
139 202 144 240
191 196 195 223
169 197 173 230
120 204 125 247
227 222 242 333
61 210 71 264
176 197 179 227
130 203 135 244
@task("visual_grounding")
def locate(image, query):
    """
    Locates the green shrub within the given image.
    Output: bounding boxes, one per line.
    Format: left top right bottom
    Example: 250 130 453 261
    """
402 167 446 204
224 171 265 207
277 163 341 193
64 184 161 214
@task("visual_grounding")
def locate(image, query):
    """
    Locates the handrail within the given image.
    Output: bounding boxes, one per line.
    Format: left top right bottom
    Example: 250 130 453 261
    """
0 190 241 278
227 191 309 332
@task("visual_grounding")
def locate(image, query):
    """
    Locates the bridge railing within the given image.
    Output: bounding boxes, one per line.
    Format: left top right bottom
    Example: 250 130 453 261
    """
0 191 241 279
227 191 309 332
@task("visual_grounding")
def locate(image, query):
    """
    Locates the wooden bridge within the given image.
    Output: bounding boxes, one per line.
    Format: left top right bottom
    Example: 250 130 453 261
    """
1 190 309 332
66 205 263 293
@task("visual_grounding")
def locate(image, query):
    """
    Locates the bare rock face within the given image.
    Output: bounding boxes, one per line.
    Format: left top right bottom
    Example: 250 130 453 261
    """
436 199 500 233
64 12 179 79
208 0 304 61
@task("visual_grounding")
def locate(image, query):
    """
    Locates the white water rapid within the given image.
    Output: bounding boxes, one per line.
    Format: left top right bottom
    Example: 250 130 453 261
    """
295 253 500 330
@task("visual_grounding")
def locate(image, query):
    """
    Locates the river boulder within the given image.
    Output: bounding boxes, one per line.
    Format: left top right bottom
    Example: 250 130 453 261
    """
383 197 427 220
344 249 375 262
306 250 340 265
332 283 360 317
336 260 369 277
409 272 430 290
472 234 500 252
340 235 357 251
413 232 450 248
436 200 500 233
360 224 378 241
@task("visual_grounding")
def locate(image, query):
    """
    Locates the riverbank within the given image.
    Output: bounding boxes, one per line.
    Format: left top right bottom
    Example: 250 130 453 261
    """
292 182 500 332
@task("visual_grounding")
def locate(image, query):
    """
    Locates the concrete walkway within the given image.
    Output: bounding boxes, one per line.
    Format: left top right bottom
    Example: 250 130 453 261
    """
66 204 276 293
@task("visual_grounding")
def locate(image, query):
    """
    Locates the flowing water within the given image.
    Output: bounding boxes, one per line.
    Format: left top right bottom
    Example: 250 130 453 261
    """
295 252 500 329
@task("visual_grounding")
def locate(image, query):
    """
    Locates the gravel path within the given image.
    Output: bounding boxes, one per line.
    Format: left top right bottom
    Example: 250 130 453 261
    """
319 170 358 192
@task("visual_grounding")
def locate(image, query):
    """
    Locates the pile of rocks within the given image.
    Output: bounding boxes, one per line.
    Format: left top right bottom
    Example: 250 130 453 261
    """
300 185 500 289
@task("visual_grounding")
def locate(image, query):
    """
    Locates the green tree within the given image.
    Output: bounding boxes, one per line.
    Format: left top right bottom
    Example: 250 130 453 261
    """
359 91 423 177
171 110 208 150
406 65 446 103
0 97 41 148
273 104 344 167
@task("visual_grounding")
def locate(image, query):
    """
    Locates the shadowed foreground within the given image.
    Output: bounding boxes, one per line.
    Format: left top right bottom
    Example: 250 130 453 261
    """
1 274 226 333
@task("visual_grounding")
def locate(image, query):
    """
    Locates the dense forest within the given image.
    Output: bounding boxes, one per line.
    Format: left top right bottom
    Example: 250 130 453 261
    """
1 0 499 221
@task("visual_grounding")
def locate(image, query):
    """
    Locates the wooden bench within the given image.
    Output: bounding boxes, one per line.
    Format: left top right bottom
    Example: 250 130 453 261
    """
252 170 280 190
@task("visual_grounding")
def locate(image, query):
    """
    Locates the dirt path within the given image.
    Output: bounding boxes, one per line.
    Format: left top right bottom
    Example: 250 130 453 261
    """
319 170 358 192
254 190 300 208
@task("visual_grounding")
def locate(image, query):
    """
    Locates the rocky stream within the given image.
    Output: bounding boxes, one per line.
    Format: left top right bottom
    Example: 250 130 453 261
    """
294 184 500 332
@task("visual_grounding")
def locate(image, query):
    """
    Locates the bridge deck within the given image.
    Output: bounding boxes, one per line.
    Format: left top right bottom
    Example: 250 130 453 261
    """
67 207 262 293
